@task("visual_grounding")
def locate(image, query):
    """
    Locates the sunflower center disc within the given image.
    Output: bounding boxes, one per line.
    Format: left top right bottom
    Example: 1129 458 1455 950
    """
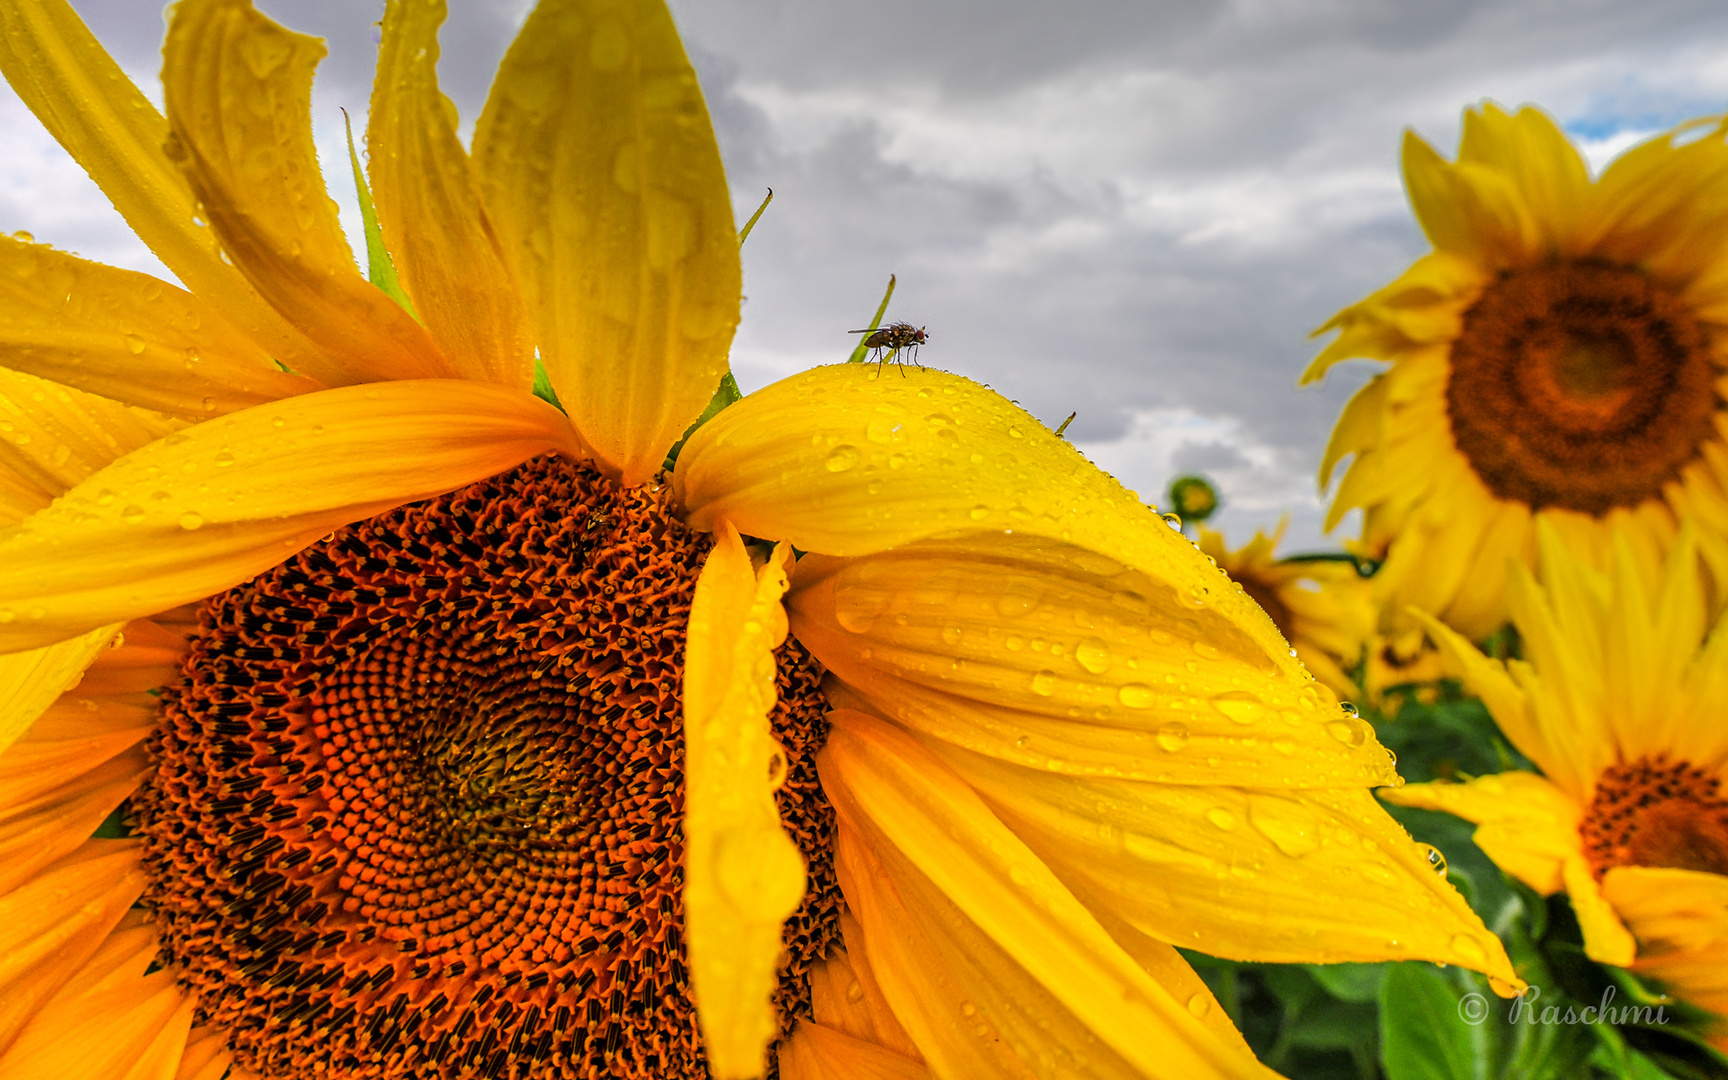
132 455 840 1080
1446 261 1720 514
1579 755 1728 879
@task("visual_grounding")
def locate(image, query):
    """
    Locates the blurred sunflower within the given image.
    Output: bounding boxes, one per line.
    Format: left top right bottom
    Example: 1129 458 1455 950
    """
1305 104 1728 642
1196 523 1373 701
0 2 1518 1078
1383 523 1728 1046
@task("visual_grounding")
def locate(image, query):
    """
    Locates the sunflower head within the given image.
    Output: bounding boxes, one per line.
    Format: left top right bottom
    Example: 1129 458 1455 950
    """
1307 103 1728 641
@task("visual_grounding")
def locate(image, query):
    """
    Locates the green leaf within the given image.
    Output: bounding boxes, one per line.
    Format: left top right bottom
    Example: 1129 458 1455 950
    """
342 108 418 319
662 371 742 471
846 274 897 363
1380 962 1485 1080
531 354 565 412
1306 962 1389 1004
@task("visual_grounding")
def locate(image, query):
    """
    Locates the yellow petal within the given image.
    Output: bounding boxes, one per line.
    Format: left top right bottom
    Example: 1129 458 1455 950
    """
0 368 182 528
0 379 579 652
162 0 455 383
368 0 532 389
820 709 1278 1080
0 841 146 1057
684 524 805 1079
788 532 1394 788
0 911 198 1080
1603 866 1728 956
1457 104 1590 257
806 912 921 1061
778 1023 932 1080
0 0 340 382
0 624 119 758
934 740 1516 979
0 235 321 418
1564 856 1637 967
681 366 1304 680
474 0 741 485
1401 130 1537 268
1318 373 1387 490
1377 772 1581 896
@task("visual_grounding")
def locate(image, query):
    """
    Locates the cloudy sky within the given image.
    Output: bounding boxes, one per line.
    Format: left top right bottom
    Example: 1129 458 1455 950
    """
6 0 1728 549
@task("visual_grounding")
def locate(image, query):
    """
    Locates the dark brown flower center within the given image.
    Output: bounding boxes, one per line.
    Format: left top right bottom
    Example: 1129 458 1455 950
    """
1580 756 1728 880
1446 262 1720 514
131 454 839 1080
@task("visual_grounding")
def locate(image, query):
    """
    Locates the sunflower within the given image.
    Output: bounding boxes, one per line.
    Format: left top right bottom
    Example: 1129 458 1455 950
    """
1382 522 1728 1045
1195 523 1373 701
0 1 1518 1077
1305 104 1728 642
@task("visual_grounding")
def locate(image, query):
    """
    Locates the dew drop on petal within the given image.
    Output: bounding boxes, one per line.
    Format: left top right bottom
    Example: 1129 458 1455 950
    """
1030 670 1057 696
1186 993 1211 1018
178 512 205 531
1327 719 1368 747
825 445 860 472
1117 683 1154 709
1420 844 1449 876
1155 722 1189 752
1210 690 1264 725
1205 807 1238 830
121 505 146 524
1075 638 1110 674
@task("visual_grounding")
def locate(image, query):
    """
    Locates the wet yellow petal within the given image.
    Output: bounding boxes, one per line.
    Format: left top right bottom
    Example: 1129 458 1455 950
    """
1564 856 1636 967
0 624 120 757
1378 772 1581 896
820 710 1278 1080
0 368 183 528
0 235 321 418
368 0 532 389
474 0 741 485
933 740 1515 979
788 533 1395 788
778 1022 932 1080
0 911 198 1080
0 0 340 382
162 0 454 383
0 380 579 652
0 841 145 1057
681 365 1303 678
684 524 805 1079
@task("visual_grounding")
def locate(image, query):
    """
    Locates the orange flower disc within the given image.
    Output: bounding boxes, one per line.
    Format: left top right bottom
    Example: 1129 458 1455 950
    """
1446 262 1719 515
131 455 839 1079
1580 755 1728 880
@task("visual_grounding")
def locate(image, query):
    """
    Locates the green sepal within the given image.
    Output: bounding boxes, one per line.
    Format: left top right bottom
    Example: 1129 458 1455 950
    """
846 275 897 363
343 109 418 320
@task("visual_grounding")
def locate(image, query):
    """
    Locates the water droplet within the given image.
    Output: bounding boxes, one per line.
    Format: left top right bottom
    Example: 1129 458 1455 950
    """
767 747 788 790
825 445 860 472
846 980 865 1003
1327 719 1368 747
959 1000 977 1017
1451 934 1487 966
1247 795 1320 857
969 505 990 521
941 625 963 646
866 417 901 444
1210 690 1264 725
1007 425 1024 439
1339 701 1360 718
1117 683 1154 709
120 505 146 524
213 450 235 467
1205 808 1238 830
94 489 115 506
1272 738 1295 755
178 511 204 531
1186 993 1211 1018
1162 512 1183 531
1030 670 1057 696
1156 722 1189 752
834 590 889 633
271 415 286 428
122 333 146 354
11 230 33 243
1421 844 1448 876
1075 638 1110 674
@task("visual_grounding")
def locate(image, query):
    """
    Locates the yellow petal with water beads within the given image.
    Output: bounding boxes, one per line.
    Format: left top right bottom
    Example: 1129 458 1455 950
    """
0 234 321 419
0 380 580 652
161 0 456 384
0 624 121 758
368 0 534 390
684 524 806 1079
474 0 742 485
0 0 341 384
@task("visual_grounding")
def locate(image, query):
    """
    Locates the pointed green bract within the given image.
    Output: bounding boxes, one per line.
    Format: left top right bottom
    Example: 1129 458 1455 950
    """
342 109 417 319
846 274 897 364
